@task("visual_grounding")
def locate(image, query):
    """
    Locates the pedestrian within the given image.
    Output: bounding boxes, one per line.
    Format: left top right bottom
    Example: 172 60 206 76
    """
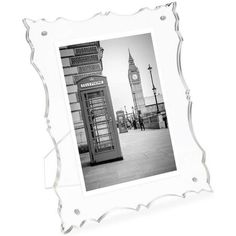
163 115 168 128
132 119 137 129
128 118 132 129
138 116 145 131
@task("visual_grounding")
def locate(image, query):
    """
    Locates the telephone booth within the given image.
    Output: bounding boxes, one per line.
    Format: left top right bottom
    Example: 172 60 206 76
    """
77 75 123 165
116 110 128 133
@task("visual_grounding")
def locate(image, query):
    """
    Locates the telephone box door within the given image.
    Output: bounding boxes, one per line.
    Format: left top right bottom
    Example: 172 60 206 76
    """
116 110 128 133
78 76 123 165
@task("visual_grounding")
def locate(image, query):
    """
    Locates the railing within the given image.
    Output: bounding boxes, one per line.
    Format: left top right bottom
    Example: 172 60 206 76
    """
142 113 166 129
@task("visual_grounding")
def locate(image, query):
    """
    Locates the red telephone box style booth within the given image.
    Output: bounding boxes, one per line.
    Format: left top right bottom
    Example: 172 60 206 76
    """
116 110 128 133
77 76 123 165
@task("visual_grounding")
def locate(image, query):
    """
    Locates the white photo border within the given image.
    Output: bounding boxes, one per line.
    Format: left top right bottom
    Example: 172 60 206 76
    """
23 2 212 233
54 29 180 197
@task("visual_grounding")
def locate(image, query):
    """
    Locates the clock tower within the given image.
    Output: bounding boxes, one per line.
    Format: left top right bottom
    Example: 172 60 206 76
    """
128 49 146 116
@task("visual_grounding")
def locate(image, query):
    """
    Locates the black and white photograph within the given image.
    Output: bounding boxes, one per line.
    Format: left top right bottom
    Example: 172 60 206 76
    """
59 33 177 191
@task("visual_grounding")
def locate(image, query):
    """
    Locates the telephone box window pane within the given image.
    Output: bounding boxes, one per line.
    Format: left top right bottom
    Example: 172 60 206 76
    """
84 90 114 153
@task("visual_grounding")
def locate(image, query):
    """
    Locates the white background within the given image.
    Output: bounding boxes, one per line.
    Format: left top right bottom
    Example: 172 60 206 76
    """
0 0 235 235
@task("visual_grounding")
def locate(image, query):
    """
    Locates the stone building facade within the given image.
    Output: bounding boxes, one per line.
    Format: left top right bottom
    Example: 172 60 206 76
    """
59 42 104 148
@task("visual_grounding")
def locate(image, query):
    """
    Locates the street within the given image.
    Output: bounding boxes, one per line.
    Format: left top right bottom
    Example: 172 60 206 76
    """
80 128 176 191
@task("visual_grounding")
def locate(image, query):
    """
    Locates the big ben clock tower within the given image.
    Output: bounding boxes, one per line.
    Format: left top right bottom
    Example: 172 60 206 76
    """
128 49 146 116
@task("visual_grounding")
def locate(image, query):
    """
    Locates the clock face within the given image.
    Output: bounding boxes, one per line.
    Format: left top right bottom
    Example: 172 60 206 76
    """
132 74 138 80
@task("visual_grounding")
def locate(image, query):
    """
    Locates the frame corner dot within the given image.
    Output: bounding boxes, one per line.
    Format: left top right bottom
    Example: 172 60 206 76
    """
192 177 198 183
41 31 48 36
160 15 166 21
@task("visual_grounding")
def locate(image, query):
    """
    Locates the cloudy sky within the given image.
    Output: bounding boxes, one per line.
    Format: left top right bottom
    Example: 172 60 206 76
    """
100 33 162 114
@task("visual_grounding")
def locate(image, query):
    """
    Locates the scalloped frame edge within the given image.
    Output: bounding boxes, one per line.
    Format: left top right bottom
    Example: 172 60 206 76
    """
22 2 212 233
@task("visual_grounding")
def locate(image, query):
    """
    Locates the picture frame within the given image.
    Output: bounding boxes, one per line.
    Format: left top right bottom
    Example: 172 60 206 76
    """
23 2 212 233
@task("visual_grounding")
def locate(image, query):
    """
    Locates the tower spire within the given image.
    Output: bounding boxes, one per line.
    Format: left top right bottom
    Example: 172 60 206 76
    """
128 48 134 64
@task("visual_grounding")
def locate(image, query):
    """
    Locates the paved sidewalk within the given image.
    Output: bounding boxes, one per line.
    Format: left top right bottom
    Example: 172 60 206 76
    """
80 128 176 191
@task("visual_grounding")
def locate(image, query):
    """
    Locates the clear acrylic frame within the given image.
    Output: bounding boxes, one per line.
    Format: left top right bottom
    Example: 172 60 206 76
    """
23 2 212 233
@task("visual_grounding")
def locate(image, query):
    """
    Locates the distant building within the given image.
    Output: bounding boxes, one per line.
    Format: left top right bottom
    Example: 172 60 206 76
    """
128 50 146 116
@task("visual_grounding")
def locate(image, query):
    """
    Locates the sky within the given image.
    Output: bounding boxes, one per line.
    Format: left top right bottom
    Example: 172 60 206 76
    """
100 33 162 114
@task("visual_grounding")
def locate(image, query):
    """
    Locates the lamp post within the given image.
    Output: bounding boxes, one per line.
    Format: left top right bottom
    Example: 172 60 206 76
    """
131 106 135 119
148 64 159 115
124 105 128 119
124 105 129 128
